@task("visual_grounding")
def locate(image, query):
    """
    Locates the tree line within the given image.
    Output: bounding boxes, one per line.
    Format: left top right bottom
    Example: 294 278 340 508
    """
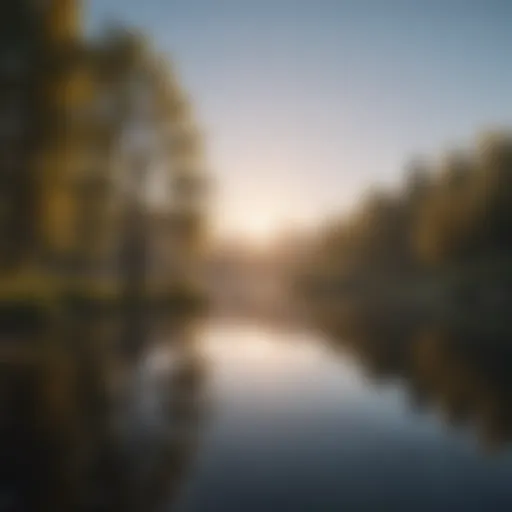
299 130 512 298
0 2 209 307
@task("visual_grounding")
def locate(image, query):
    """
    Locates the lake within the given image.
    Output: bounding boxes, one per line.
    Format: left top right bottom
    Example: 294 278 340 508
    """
168 319 512 512
3 315 512 511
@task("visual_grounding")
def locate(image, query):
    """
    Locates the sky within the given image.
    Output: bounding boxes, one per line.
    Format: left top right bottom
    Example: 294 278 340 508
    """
88 0 512 242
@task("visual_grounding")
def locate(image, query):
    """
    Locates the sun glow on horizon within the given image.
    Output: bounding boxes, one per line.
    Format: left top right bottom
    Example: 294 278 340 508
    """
242 213 281 243
212 210 284 248
212 207 321 251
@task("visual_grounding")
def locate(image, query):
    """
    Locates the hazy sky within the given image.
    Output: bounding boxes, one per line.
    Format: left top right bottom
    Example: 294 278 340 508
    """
88 0 512 241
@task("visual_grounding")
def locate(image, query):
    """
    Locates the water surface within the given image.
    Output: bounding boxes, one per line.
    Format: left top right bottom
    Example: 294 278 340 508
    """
173 319 512 512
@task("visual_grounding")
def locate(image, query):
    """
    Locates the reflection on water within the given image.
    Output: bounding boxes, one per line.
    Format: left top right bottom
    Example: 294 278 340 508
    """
176 317 512 512
0 314 208 511
4 312 512 511
316 309 512 452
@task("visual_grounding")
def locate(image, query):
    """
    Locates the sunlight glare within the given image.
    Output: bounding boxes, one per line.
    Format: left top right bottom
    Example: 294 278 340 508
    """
242 212 279 245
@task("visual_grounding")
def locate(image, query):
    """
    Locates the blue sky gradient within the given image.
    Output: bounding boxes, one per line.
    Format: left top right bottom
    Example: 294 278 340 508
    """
88 0 512 240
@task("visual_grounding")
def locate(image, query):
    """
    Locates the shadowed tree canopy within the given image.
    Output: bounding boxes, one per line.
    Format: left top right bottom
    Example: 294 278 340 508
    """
299 129 512 296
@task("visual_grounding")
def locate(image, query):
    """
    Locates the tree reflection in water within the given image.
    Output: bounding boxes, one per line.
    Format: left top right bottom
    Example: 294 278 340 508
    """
0 313 208 511
316 307 512 453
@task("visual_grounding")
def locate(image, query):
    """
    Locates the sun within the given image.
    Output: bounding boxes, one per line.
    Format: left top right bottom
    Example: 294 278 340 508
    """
214 209 287 250
243 213 279 245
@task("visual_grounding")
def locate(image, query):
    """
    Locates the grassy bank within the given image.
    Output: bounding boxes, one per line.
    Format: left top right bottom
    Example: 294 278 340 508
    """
0 274 210 334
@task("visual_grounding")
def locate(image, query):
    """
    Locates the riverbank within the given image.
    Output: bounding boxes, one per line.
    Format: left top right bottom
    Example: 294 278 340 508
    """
301 262 512 337
0 276 209 335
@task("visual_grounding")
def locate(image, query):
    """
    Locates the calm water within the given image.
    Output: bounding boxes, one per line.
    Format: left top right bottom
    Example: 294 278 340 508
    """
4 317 512 511
168 319 512 512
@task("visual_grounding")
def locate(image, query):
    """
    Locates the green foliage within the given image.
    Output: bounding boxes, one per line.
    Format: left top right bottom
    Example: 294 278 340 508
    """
0 3 209 306
305 130 512 292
